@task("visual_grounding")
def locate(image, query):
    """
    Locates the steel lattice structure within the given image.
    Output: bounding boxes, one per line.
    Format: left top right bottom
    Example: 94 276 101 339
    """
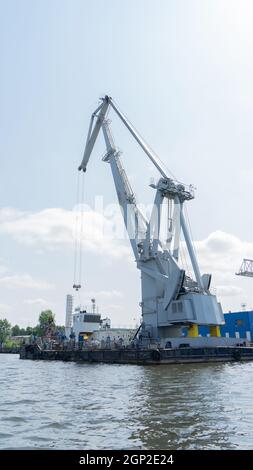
236 259 253 277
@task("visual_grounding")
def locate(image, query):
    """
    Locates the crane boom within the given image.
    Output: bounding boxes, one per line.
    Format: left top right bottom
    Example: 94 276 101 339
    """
102 120 147 259
78 97 110 172
79 95 169 179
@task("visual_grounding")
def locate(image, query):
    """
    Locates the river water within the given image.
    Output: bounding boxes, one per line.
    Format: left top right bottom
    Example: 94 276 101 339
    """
0 354 252 449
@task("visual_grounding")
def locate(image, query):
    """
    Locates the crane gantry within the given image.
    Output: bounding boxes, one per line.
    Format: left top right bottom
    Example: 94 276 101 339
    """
236 259 253 277
78 95 224 346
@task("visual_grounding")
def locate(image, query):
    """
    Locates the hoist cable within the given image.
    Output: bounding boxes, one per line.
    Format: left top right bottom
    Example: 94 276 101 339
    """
73 172 81 286
78 173 85 288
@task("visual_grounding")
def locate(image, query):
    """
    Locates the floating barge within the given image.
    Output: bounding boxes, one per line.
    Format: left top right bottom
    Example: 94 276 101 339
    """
20 344 253 365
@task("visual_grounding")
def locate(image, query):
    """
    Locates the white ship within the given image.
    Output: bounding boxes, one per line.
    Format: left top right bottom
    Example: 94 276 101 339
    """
65 296 135 346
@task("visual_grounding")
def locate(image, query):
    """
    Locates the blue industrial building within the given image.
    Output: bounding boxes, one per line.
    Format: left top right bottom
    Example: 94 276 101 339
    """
197 311 253 342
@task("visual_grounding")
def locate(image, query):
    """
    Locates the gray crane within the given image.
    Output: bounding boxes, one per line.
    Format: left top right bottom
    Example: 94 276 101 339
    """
78 95 224 347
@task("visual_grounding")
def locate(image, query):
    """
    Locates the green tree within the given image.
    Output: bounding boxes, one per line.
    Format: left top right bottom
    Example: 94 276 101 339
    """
25 325 41 337
12 325 27 336
11 324 21 336
0 318 12 345
38 310 55 336
26 326 35 335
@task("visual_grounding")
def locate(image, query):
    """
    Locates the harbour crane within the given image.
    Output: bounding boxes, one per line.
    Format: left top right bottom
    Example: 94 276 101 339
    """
236 259 253 277
78 95 224 346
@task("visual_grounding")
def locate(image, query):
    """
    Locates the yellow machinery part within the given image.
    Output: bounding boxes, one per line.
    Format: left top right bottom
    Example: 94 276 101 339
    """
188 324 199 337
210 326 221 337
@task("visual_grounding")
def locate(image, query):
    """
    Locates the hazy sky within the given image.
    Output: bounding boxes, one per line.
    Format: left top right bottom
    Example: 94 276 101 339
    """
1 0 253 327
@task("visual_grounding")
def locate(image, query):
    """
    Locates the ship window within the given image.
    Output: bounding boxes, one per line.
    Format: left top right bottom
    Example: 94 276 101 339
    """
172 302 183 313
83 314 101 323
178 302 183 312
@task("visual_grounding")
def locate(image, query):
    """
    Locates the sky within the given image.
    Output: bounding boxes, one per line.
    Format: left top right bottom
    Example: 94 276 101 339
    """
1 0 253 327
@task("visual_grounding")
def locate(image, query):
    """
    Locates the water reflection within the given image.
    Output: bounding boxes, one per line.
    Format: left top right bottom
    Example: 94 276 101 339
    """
128 363 253 449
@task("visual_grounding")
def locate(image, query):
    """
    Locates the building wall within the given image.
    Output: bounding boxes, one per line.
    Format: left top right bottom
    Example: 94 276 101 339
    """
222 311 253 341
196 311 253 341
11 335 31 345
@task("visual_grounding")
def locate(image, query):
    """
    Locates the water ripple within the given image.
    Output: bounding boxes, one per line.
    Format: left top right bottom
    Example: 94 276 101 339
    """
1 355 253 449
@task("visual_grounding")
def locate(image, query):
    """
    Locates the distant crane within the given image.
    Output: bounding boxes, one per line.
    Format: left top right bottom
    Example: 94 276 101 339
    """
236 259 253 277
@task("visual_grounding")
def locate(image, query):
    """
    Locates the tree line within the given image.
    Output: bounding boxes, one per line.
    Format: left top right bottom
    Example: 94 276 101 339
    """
0 310 65 347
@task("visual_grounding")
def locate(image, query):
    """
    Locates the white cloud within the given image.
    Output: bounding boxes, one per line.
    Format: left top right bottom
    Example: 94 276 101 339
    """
0 207 130 259
0 264 8 275
215 285 244 297
84 289 123 300
0 207 73 246
191 230 253 308
23 298 51 306
201 230 241 253
0 207 25 223
239 167 253 185
1 206 253 315
0 274 53 290
0 303 11 313
195 230 253 275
